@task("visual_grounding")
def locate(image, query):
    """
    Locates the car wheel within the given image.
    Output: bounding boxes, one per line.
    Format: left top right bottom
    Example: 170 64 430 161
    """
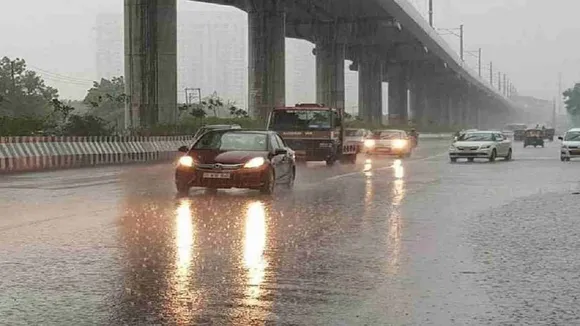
326 157 336 166
467 157 474 162
489 149 497 162
260 168 275 194
505 148 512 161
450 157 457 163
285 167 295 189
176 181 190 196
349 154 357 164
523 144 527 148
561 156 566 162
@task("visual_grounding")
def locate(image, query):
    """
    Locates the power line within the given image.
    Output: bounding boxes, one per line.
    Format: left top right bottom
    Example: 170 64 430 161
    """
27 65 95 83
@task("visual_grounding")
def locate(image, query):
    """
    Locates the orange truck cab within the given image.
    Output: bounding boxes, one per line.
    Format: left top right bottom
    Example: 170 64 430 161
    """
266 103 358 166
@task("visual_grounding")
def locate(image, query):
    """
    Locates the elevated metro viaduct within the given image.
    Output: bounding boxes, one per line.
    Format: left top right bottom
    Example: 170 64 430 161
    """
123 0 517 129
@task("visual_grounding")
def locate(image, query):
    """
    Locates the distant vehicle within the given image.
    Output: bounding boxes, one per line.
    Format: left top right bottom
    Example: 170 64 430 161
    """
543 127 555 141
558 128 580 161
345 128 372 153
502 123 527 141
523 129 545 148
449 130 513 162
266 103 358 165
192 124 242 140
454 129 478 141
363 129 413 158
176 129 295 195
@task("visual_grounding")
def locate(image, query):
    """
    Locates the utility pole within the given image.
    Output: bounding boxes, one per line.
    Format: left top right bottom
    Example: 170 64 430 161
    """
497 72 501 91
429 0 433 27
558 72 562 114
552 98 557 129
459 24 464 61
478 48 482 77
489 62 493 86
10 60 16 93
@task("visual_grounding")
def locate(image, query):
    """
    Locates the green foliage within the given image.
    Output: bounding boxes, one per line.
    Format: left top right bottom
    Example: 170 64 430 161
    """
60 114 112 136
0 115 50 136
83 76 125 131
563 83 580 117
0 57 58 117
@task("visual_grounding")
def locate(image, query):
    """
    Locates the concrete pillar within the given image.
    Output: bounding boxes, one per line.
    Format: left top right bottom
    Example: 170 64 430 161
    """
315 35 345 110
388 65 408 126
409 68 427 126
358 49 383 124
248 0 285 122
124 0 177 129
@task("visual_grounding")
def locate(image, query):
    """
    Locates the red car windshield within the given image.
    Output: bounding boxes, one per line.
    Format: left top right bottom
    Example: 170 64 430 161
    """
193 132 268 151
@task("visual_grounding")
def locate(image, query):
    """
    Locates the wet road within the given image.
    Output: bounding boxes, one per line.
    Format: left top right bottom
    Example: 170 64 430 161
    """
1 140 580 325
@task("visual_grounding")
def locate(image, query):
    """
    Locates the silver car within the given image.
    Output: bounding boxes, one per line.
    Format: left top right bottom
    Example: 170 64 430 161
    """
449 130 513 162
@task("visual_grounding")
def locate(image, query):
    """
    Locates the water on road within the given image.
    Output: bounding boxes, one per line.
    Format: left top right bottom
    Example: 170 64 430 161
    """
1 140 579 325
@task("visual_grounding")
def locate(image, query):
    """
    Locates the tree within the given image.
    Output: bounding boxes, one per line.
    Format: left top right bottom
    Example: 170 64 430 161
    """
563 83 580 117
0 57 58 117
229 104 249 118
83 76 125 130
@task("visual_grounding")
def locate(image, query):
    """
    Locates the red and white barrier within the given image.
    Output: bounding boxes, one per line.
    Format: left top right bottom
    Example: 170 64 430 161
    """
0 136 191 174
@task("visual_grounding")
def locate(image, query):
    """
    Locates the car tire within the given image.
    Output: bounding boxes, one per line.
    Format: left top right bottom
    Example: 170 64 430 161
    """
561 156 566 162
326 157 336 166
176 182 190 196
260 168 275 194
285 167 295 189
468 157 474 162
489 149 497 162
505 149 512 161
450 157 457 163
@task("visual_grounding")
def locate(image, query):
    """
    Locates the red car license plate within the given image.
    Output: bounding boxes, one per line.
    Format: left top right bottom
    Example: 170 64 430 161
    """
203 173 231 179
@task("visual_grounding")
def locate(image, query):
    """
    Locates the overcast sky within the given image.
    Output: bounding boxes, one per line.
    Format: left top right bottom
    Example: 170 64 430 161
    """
1 0 578 101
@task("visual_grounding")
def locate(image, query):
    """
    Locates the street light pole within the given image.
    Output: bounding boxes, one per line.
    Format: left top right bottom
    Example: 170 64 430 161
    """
429 0 433 27
459 24 464 61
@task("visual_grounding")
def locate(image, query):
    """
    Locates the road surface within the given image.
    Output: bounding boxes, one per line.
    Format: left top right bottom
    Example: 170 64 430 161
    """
1 140 579 325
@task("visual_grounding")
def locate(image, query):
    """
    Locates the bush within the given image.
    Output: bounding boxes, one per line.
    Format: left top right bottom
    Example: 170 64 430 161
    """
0 116 51 136
60 114 113 136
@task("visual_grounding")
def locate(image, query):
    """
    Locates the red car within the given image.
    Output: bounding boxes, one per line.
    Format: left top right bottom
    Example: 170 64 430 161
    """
175 129 296 195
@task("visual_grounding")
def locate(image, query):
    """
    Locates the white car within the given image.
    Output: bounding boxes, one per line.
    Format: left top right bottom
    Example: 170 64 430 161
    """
449 130 513 162
558 128 580 161
363 129 413 158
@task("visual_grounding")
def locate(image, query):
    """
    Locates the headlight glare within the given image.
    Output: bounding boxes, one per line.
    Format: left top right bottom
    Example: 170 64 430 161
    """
392 139 407 149
364 139 375 148
178 156 194 167
244 157 265 168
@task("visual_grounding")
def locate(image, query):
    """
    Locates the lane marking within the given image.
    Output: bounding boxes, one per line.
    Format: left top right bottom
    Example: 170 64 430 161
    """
323 151 448 182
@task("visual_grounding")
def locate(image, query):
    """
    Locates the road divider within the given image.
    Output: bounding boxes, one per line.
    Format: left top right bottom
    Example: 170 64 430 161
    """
0 133 451 174
0 136 191 174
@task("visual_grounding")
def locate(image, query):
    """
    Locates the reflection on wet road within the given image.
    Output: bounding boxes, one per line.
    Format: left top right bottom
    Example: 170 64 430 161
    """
2 141 580 325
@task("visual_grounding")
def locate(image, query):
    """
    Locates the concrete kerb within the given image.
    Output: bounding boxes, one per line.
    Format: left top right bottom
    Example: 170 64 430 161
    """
0 135 192 174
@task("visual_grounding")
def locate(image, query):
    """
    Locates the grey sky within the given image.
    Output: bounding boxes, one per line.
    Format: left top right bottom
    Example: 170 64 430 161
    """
1 0 578 101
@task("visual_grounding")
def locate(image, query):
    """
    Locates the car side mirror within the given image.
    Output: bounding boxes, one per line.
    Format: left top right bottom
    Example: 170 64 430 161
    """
178 146 188 153
558 136 563 141
274 148 288 155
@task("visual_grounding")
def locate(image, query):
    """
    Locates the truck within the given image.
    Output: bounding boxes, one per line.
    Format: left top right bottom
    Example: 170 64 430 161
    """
266 103 358 166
